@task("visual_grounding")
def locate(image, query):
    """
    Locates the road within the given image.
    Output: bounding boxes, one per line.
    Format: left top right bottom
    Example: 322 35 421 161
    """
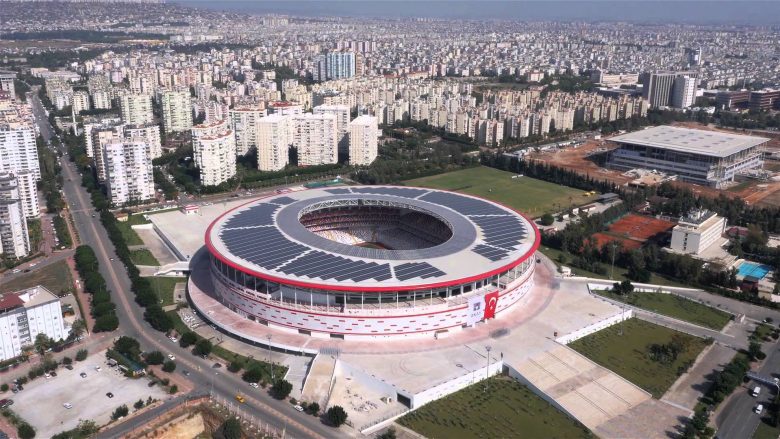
29 95 337 439
715 339 780 439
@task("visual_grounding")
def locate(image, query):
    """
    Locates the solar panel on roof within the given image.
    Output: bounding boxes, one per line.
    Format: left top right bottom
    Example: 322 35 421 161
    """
394 262 446 281
469 216 525 250
223 203 280 229
420 191 508 216
270 196 297 205
349 187 430 198
472 244 509 262
324 188 352 194
278 251 393 282
222 227 307 269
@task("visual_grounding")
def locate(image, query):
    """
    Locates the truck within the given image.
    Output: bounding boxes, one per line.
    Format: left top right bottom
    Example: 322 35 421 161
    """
752 386 761 397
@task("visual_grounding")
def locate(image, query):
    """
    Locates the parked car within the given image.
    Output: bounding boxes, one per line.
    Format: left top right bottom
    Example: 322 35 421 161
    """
168 354 175 361
249 382 258 389
63 403 73 409
294 405 304 412
0 399 13 408
106 392 114 398
756 404 764 414
94 366 101 372
65 365 73 370
80 372 87 378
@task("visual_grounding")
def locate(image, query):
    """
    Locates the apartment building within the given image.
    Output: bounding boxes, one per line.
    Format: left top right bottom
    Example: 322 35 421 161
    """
292 113 338 167
0 174 30 258
161 88 192 133
118 92 153 125
257 114 291 171
348 115 378 166
124 123 162 159
313 104 350 157
229 105 267 156
102 139 155 206
192 119 237 186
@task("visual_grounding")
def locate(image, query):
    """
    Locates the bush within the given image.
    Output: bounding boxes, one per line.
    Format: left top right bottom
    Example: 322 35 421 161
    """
179 331 198 348
162 360 176 373
75 349 88 361
270 380 293 400
134 399 144 410
18 422 35 439
326 405 348 427
227 360 244 373
169 385 178 394
111 404 129 420
377 428 397 439
539 213 554 226
62 357 72 365
0 384 7 392
145 351 164 365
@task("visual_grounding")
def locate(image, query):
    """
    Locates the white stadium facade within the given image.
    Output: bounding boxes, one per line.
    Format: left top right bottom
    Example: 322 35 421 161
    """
204 186 540 340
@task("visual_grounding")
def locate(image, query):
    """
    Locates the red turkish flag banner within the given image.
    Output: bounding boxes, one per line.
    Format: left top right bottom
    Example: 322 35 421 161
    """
483 291 499 320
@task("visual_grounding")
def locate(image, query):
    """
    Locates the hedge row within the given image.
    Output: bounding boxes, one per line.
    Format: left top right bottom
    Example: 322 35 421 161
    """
73 245 118 332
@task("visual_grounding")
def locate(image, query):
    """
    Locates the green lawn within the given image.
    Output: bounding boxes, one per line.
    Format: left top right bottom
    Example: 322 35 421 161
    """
539 247 688 288
404 166 597 216
398 376 592 439
751 323 775 342
130 249 160 266
1 260 73 296
754 418 780 439
125 214 151 226
594 290 732 330
569 318 711 398
116 221 143 246
148 276 186 306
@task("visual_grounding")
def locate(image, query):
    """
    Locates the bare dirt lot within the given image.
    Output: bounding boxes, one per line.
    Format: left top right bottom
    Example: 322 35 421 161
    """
11 351 168 438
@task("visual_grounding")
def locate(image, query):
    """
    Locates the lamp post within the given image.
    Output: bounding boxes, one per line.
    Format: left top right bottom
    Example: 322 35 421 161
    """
485 346 492 392
267 334 274 382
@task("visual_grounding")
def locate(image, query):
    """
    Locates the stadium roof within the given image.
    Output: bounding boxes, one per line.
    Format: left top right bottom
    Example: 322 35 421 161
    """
610 126 768 158
206 186 539 291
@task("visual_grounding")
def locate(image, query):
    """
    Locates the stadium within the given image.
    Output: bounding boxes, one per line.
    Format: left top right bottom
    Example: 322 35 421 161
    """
204 186 540 340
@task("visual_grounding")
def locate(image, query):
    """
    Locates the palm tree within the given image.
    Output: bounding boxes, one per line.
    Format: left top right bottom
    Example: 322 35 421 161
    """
33 333 52 357
69 319 86 340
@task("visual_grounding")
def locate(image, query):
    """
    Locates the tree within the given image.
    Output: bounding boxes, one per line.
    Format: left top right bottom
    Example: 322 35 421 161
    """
306 402 320 416
270 379 293 400
0 384 7 392
33 333 53 356
326 405 348 427
179 331 197 348
62 356 72 365
193 339 213 357
749 341 765 361
221 418 242 439
162 360 176 373
75 349 88 361
76 420 98 437
539 213 554 226
134 399 145 410
145 351 164 365
169 385 178 394
17 422 35 439
111 404 129 420
69 319 86 340
377 428 397 439
242 365 263 383
228 359 244 373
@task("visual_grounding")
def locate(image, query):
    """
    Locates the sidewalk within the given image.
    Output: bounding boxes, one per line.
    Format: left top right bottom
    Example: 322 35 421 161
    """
0 335 114 384
65 255 95 333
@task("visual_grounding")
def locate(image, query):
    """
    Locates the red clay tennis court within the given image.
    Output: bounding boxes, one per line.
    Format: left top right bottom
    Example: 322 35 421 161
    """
591 214 675 250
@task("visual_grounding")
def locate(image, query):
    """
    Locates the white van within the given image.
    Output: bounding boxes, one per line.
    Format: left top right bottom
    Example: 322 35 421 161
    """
753 386 761 397
756 404 764 414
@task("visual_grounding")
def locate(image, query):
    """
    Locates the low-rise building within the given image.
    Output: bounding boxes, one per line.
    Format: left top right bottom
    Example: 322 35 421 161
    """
669 210 727 255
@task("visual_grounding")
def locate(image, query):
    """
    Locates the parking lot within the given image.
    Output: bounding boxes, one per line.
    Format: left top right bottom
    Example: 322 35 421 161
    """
11 351 169 438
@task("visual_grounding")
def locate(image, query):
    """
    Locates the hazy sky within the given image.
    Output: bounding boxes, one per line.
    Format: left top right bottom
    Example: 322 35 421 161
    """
176 0 780 24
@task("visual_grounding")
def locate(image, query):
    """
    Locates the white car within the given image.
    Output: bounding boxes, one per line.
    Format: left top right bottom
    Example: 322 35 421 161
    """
63 403 73 409
94 366 101 372
294 405 304 412
249 382 259 389
168 354 175 361
756 404 764 414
